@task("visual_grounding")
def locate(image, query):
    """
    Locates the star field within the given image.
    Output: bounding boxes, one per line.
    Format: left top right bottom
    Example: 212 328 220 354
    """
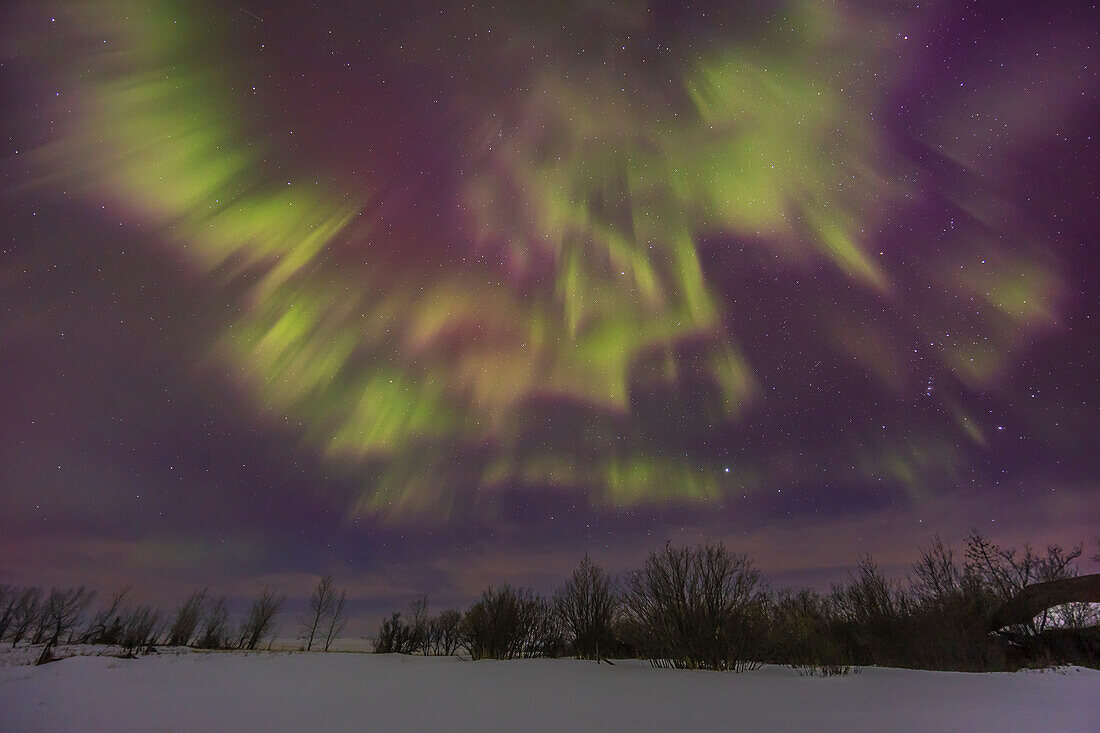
1 0 1097 618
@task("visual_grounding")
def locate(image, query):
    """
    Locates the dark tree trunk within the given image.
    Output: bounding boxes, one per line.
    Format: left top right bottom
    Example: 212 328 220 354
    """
988 574 1100 631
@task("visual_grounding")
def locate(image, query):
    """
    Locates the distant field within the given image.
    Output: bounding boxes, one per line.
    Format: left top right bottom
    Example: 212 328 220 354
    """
1 647 1098 732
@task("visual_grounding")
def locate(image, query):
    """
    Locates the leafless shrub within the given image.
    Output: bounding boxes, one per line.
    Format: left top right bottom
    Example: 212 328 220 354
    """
167 588 208 647
1049 601 1100 630
33 587 96 646
793 662 859 676
428 609 463 655
527 598 565 658
410 595 431 655
238 588 284 650
373 596 433 654
461 585 560 660
1 586 35 643
553 555 620 660
832 556 903 627
6 587 42 646
623 542 765 671
912 535 969 604
764 589 850 668
423 612 442 654
0 586 13 640
373 612 421 654
902 537 1005 670
965 531 1076 598
197 596 230 649
81 589 130 645
965 530 1083 633
827 556 911 667
119 606 162 655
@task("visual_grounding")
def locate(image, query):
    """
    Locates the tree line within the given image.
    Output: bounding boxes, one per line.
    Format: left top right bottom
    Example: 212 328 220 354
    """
2 533 1096 671
371 532 1100 672
0 572 358 664
0 584 296 662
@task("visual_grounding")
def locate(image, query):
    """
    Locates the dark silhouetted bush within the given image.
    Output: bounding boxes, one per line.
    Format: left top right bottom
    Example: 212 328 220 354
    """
238 588 284 650
763 589 850 670
119 606 162 655
553 555 620 659
428 609 463 655
197 596 231 649
373 612 421 654
623 542 765 671
81 589 129 645
462 585 561 660
33 587 95 646
0 586 17 642
6 587 42 646
828 555 907 667
167 588 208 647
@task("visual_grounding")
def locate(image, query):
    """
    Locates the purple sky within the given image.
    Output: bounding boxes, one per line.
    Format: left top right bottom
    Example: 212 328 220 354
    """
1 0 1097 633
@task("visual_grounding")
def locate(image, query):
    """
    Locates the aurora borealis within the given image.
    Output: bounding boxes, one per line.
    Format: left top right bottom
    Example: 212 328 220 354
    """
2 0 1097 621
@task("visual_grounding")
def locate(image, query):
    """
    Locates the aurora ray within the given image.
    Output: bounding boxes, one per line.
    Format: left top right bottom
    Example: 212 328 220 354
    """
11 0 1074 521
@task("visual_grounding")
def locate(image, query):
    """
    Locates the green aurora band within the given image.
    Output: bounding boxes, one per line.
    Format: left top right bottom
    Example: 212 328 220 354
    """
22 0 1064 519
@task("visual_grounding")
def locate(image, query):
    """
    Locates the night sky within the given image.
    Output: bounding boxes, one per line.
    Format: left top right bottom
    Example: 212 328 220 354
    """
2 0 1097 630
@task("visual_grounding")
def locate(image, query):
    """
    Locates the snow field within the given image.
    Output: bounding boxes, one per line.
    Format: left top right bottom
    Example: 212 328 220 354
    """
1 650 1098 732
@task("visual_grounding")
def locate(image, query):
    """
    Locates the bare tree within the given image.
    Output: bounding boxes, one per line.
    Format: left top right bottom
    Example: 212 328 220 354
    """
553 555 620 659
167 588 208 647
300 576 339 651
832 556 903 625
965 531 1018 601
239 588 285 650
410 595 430 655
82 588 130 645
373 612 420 654
0 585 20 641
988 574 1100 631
119 606 162 655
526 598 564 658
321 589 347 651
30 596 52 644
7 587 42 646
622 542 764 671
461 585 558 660
766 588 852 672
33 587 95 646
430 609 463 656
966 532 1081 595
965 530 1083 632
911 536 966 604
197 596 230 649
374 595 432 654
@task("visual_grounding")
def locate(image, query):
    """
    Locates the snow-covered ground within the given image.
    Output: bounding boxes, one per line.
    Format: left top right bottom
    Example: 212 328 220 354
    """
1 648 1097 732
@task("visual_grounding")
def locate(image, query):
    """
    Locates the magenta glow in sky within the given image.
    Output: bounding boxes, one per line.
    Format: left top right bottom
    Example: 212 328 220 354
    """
1 0 1097 618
